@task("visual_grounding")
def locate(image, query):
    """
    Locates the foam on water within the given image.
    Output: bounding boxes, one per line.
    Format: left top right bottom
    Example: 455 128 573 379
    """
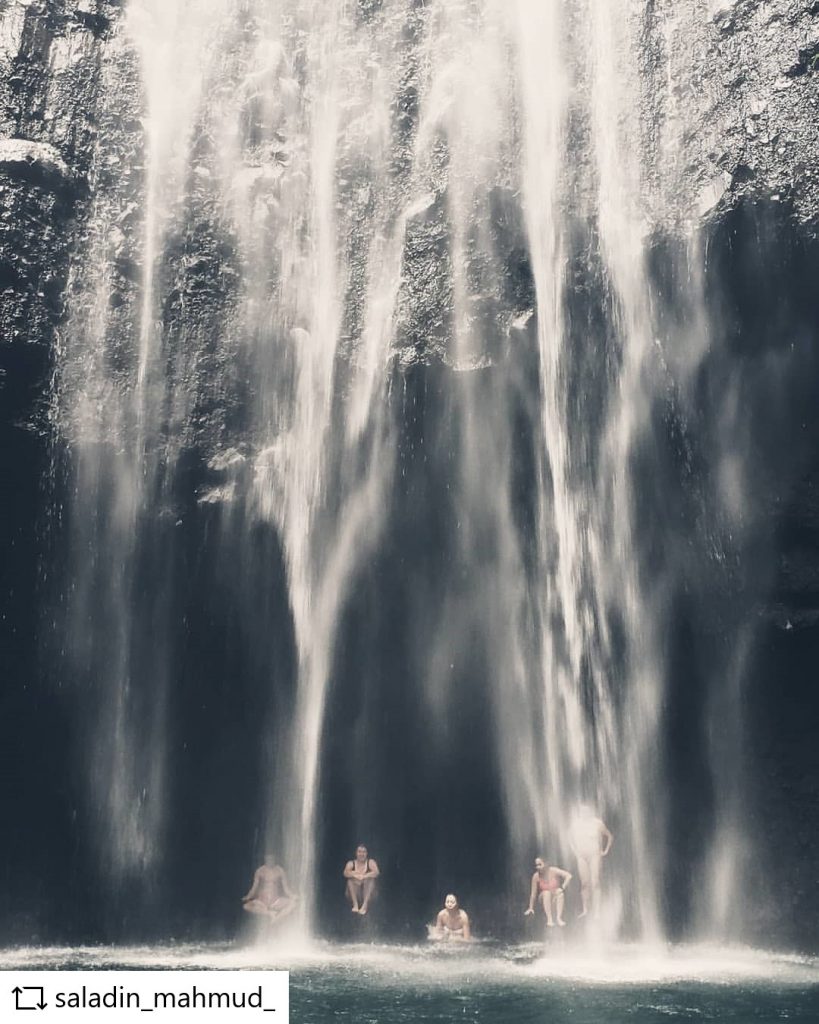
2 942 817 988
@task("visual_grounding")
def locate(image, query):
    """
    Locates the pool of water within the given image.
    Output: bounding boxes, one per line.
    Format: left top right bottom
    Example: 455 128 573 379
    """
2 941 817 1022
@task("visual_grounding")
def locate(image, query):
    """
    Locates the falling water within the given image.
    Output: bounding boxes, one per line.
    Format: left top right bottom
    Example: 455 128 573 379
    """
53 0 750 940
54 1 231 874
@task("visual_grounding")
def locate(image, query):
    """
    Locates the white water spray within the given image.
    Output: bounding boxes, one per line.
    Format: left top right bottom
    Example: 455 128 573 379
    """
54 0 748 942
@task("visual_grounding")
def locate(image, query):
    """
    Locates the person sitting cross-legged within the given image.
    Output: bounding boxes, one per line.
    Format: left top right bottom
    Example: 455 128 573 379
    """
241 853 298 921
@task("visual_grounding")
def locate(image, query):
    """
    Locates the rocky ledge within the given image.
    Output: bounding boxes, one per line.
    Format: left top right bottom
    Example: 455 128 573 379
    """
0 0 123 424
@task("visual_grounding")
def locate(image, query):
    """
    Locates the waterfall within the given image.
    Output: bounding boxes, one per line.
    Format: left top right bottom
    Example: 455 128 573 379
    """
52 0 749 941
53 0 231 875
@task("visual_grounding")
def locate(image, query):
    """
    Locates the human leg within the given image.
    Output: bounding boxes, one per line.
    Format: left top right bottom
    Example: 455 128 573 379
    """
346 878 363 912
243 899 274 917
576 856 591 918
359 878 376 915
589 854 602 917
271 896 298 921
555 888 566 926
541 890 554 926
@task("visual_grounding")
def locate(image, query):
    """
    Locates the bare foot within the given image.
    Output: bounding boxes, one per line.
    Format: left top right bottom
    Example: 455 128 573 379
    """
352 906 361 914
546 921 554 927
557 919 566 927
578 910 587 919
359 906 368 916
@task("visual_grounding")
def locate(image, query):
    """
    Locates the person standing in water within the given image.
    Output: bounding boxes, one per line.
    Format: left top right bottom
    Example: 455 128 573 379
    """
343 844 380 915
429 893 472 941
241 853 298 920
568 805 613 919
524 856 572 926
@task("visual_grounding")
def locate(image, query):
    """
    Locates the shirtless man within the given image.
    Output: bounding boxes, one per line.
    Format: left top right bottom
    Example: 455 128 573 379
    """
241 853 298 921
429 893 472 941
524 856 572 926
343 844 380 915
569 806 613 919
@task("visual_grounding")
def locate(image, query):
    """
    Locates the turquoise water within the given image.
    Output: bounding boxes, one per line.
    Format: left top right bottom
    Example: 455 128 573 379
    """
2 942 817 1023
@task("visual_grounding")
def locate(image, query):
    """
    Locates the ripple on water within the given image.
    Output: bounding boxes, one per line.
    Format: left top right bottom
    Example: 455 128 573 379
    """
1 942 817 1023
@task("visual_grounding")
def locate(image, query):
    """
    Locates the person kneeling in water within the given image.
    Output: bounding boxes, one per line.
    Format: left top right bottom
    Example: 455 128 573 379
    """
524 856 572 926
429 893 472 941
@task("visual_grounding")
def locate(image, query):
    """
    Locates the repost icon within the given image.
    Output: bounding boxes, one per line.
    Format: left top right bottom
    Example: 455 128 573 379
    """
12 986 47 1011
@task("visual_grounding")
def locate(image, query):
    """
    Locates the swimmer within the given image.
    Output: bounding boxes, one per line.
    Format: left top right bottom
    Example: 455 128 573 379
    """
241 853 298 921
429 893 471 941
524 856 572 926
343 844 380 915
568 805 613 919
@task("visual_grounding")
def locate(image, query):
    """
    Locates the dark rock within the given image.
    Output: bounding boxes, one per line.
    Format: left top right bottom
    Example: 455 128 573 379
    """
0 0 127 438
732 162 757 183
0 137 78 192
72 2 111 38
784 39 819 76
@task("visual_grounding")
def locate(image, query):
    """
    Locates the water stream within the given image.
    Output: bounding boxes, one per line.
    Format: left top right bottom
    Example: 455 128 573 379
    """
53 0 749 942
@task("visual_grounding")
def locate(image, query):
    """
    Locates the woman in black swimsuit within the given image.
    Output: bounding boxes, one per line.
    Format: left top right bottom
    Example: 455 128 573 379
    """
343 844 380 915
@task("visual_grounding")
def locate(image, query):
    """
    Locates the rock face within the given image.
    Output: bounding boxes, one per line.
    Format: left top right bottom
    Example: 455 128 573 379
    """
0 0 127 944
686 0 819 226
0 0 122 421
1 0 816 431
0 137 72 182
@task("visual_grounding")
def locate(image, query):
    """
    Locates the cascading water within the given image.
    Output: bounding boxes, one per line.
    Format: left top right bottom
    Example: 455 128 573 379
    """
52 0 751 942
54 1 229 874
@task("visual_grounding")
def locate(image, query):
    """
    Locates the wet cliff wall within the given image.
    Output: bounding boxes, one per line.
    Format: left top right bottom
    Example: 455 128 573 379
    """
1 0 818 948
0 0 123 941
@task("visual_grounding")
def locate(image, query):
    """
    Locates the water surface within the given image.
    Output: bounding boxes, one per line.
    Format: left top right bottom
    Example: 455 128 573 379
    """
3 942 817 1023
